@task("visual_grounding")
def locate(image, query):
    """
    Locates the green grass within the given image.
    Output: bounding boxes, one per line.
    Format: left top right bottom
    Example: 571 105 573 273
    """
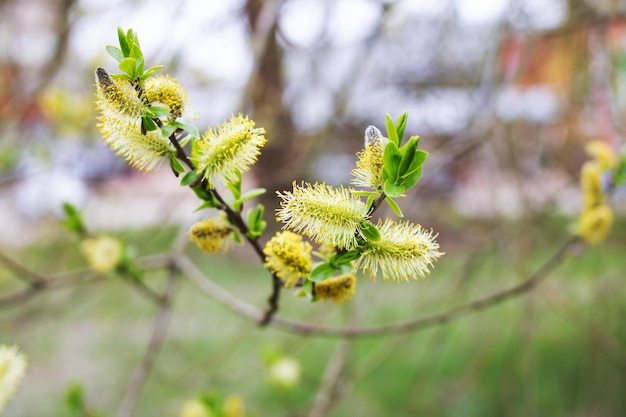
1 218 625 417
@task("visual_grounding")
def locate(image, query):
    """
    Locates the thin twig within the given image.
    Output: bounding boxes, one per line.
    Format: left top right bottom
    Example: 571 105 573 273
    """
166 132 283 324
307 305 359 417
121 276 166 305
366 192 387 218
180 236 582 338
175 255 263 320
0 287 41 310
0 252 174 311
0 265 99 311
115 266 178 417
0 251 47 286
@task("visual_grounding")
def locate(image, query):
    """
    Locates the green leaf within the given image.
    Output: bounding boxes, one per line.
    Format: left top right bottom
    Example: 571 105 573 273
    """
399 167 422 190
173 121 200 139
409 134 420 148
141 116 158 132
246 204 266 239
385 113 399 146
111 73 132 82
255 204 265 222
398 136 418 177
106 45 124 62
168 153 185 174
65 382 85 412
386 196 404 217
61 202 85 234
119 57 136 77
383 180 405 198
161 124 176 138
148 105 170 118
239 188 266 204
226 171 242 200
359 221 381 241
383 141 402 182
247 207 259 230
396 112 408 143
351 190 379 197
194 200 218 212
398 166 423 189
180 170 201 186
309 263 336 282
126 29 143 59
135 56 144 77
233 228 243 244
129 40 142 60
140 65 163 80
117 27 130 57
332 249 361 264
178 134 193 147
298 278 314 299
614 156 626 187
405 149 428 175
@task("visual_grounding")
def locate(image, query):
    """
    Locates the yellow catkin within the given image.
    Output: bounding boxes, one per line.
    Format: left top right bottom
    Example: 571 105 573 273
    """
580 161 604 210
189 219 234 253
356 218 443 282
351 142 384 190
192 114 266 186
577 204 613 244
180 399 213 417
144 74 188 118
0 345 27 413
80 235 123 274
263 231 312 288
314 273 356 303
95 68 174 172
585 140 616 170
276 182 368 250
223 395 245 417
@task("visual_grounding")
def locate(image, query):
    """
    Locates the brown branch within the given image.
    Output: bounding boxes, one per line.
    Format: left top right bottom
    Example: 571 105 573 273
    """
0 265 99 311
175 255 264 320
115 267 178 417
167 131 195 171
166 132 283 324
259 275 283 326
307 337 352 417
366 192 387 218
307 305 359 417
179 236 582 338
121 276 166 305
0 287 41 310
0 251 47 286
0 253 173 311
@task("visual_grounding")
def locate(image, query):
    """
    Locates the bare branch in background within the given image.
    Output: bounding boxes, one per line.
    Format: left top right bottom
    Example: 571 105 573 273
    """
307 304 360 417
115 266 178 417
180 236 583 339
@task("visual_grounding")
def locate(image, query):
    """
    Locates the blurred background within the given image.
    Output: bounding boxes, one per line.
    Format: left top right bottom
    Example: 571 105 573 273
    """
1 0 625 416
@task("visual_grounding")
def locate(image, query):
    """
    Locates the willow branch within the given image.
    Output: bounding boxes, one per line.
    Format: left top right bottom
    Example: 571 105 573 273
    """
166 133 283 325
0 253 173 311
307 306 359 417
0 251 47 286
121 276 166 305
116 267 178 417
180 236 582 338
0 264 99 311
175 255 263 321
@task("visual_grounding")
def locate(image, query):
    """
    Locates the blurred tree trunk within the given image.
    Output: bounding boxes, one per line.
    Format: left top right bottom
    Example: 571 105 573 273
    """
244 0 303 214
